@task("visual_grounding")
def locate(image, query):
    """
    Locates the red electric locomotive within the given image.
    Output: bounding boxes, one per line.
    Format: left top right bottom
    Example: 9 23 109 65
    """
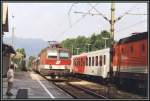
112 32 148 87
32 41 71 78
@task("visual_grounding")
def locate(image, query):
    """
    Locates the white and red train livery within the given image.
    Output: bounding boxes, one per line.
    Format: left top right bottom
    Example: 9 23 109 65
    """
71 48 111 79
32 47 71 76
71 32 148 86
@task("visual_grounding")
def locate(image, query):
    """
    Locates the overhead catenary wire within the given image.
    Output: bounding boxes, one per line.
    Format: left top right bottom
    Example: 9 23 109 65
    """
56 3 146 42
68 3 78 27
115 3 143 22
115 19 146 33
88 3 109 21
56 3 99 40
125 13 147 15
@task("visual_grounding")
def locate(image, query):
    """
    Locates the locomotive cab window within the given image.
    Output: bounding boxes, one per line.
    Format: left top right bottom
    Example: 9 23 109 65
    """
47 50 57 59
59 51 69 59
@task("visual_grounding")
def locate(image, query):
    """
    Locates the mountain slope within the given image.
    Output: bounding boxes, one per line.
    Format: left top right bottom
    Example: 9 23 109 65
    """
3 37 48 58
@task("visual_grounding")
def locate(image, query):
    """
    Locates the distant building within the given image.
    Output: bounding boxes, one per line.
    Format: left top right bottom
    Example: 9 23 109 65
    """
2 3 16 77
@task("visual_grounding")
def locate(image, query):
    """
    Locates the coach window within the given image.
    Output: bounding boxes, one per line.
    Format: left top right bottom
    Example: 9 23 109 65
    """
78 58 80 66
89 57 91 66
96 56 98 66
75 59 77 66
113 48 115 56
74 59 76 66
84 58 85 66
79 58 81 66
130 45 134 53
84 58 86 66
81 58 83 66
104 55 106 65
82 58 84 66
73 59 75 66
92 57 94 66
86 57 88 66
99 56 102 66
122 48 124 55
141 44 145 53
80 58 82 66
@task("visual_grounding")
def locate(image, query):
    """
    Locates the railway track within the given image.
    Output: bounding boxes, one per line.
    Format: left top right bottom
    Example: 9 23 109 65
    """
41 75 107 99
53 82 108 99
37 72 147 99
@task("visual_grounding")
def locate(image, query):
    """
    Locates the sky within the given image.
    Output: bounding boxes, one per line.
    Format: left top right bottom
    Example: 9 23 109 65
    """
4 2 147 42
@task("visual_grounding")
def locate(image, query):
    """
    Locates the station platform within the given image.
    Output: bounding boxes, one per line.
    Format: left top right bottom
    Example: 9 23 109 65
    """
2 71 72 99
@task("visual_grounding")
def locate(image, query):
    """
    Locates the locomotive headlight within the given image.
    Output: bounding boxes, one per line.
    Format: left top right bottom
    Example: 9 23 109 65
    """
49 65 52 69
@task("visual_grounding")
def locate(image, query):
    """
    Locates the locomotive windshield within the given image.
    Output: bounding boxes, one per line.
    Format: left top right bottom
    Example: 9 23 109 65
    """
47 50 57 58
59 51 69 59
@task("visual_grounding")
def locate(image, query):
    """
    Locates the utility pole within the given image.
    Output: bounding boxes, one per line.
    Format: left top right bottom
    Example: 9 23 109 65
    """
12 15 15 48
110 2 115 41
72 45 74 55
74 3 116 42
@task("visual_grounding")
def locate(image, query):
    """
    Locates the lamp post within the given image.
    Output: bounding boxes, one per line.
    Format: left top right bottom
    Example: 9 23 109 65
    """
102 37 109 48
76 48 80 55
87 44 91 52
72 45 74 55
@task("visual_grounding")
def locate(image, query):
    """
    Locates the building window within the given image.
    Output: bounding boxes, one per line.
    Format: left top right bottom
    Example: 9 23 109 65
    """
96 56 98 66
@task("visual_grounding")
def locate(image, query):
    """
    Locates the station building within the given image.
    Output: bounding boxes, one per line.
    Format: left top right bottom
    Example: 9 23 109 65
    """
2 3 16 77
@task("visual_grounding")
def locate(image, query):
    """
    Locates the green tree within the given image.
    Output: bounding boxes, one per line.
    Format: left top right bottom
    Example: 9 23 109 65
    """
60 30 115 55
28 56 36 68
11 48 27 71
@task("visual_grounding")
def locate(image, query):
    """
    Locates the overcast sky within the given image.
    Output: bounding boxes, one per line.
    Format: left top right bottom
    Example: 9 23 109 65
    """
4 2 147 42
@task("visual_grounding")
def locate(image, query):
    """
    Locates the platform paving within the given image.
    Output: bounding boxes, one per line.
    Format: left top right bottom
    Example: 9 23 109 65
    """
2 71 73 99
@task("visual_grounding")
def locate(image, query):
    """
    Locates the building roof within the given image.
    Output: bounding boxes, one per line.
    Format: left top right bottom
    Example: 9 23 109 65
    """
2 43 16 56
